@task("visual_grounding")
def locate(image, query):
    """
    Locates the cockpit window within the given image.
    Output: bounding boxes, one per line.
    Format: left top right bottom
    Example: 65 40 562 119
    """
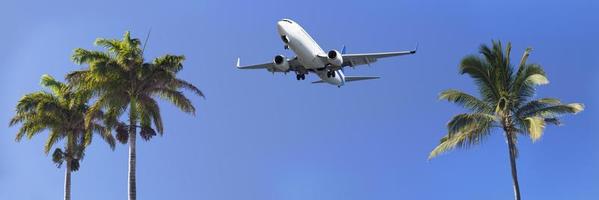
281 35 289 44
281 19 294 24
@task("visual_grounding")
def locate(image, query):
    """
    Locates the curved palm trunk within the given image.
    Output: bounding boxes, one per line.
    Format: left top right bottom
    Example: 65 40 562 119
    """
64 160 71 200
128 100 137 200
505 130 521 200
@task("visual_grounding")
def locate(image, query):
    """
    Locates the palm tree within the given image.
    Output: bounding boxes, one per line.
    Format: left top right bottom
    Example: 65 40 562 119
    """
10 75 115 200
428 41 583 200
66 31 204 200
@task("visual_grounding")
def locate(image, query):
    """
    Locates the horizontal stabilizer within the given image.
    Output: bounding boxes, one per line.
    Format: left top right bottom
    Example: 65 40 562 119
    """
311 76 380 84
344 76 380 82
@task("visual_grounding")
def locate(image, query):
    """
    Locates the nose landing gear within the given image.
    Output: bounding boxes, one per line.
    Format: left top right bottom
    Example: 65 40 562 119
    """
296 74 306 80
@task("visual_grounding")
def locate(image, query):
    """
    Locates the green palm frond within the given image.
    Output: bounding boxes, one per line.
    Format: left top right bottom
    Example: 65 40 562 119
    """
40 74 67 95
544 118 561 125
155 89 196 114
94 39 125 55
481 41 513 94
170 79 205 98
439 89 492 113
153 55 185 73
516 98 561 116
44 129 63 154
523 103 584 118
446 113 497 135
138 95 163 134
511 64 547 106
459 55 498 103
71 48 111 65
89 123 116 149
429 113 496 159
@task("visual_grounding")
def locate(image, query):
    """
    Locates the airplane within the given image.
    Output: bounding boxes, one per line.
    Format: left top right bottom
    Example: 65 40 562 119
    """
236 18 417 87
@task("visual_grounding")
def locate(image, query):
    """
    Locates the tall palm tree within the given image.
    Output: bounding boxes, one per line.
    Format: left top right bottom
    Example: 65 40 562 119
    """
66 31 204 200
428 41 583 200
10 75 115 200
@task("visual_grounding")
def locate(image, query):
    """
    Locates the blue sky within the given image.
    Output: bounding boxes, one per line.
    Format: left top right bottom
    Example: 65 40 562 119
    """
1 0 598 199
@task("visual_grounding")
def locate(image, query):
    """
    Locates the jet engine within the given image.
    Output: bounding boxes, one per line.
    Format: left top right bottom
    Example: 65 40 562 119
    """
327 50 343 67
273 55 290 71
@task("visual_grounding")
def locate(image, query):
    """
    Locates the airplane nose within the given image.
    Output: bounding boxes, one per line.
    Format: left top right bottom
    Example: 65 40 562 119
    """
277 21 285 33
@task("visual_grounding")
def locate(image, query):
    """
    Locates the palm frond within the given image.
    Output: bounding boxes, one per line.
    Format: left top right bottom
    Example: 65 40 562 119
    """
446 113 497 135
153 55 185 73
138 95 163 134
40 74 67 95
429 113 496 159
170 79 205 98
510 64 547 106
94 38 124 55
72 48 111 65
155 88 196 114
544 118 561 126
439 89 492 113
44 129 63 154
459 56 499 103
90 123 116 149
516 98 561 116
523 103 584 118
523 117 546 142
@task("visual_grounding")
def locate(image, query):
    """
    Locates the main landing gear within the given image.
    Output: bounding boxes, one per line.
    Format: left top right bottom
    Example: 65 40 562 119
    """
322 64 336 78
326 70 336 78
296 74 306 80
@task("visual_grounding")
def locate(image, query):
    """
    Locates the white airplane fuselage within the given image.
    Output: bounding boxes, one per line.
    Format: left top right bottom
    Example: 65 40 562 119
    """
277 20 345 86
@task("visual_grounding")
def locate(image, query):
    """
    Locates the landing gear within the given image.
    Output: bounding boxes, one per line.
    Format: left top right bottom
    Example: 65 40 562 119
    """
323 63 337 78
326 70 336 78
296 74 306 80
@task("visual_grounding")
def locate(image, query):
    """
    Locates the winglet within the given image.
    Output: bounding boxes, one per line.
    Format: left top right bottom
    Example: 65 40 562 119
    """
341 45 347 54
410 43 419 54
236 58 241 68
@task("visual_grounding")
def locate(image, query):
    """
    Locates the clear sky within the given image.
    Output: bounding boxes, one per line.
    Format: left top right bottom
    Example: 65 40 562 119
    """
1 0 597 199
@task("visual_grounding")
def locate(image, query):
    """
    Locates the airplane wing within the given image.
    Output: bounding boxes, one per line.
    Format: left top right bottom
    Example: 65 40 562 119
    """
236 57 303 72
236 58 274 69
340 49 416 68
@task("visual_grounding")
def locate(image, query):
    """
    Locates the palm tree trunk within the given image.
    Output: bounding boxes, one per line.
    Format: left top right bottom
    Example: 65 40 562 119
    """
64 159 72 200
506 131 521 200
128 99 137 200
